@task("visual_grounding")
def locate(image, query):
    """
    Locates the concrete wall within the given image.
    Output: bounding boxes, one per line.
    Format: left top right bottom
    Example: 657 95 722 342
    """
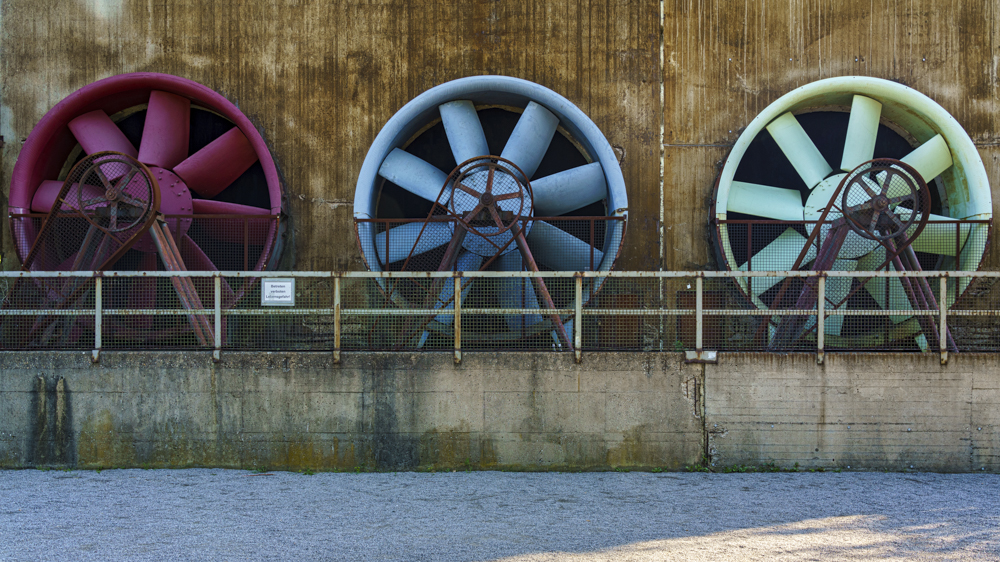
1 351 997 472
706 353 999 472
2 1 998 272
0 352 705 471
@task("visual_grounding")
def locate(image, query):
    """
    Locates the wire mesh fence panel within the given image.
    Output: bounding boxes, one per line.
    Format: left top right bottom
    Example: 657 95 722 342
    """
102 276 203 349
826 273 946 352
0 275 96 350
223 276 333 351
583 277 679 351
461 276 575 352
949 276 1000 352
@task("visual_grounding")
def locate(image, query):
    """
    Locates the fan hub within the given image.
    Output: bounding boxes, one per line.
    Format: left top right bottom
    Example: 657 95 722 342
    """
803 173 879 260
447 157 533 257
133 167 194 253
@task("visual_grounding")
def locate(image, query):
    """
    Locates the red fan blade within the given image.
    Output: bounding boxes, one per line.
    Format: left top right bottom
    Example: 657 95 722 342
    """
30 180 101 212
173 127 258 198
67 110 138 157
137 91 191 169
177 233 219 271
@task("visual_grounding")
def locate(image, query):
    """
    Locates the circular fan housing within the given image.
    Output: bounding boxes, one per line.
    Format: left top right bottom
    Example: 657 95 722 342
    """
712 76 992 346
10 72 285 272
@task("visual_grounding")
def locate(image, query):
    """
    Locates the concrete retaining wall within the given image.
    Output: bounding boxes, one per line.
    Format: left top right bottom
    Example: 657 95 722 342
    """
706 354 999 473
0 352 704 471
1 352 996 472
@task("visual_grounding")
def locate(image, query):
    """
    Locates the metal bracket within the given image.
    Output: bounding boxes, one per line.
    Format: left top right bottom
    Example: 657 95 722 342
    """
684 350 717 364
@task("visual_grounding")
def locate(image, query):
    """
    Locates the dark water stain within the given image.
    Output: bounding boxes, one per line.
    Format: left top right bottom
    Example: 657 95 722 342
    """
28 375 75 468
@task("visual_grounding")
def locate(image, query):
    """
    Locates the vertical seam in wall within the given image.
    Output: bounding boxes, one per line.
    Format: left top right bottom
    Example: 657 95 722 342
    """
969 364 976 471
701 362 708 464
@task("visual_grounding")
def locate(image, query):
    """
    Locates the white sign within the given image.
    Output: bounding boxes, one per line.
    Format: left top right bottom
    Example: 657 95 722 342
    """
261 278 295 306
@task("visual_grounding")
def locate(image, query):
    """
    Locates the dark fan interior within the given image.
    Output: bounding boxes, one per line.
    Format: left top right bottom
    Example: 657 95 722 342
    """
726 110 943 271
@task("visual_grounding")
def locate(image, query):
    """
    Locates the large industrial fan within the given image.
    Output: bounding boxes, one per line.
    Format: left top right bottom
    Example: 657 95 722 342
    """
712 77 992 350
7 73 286 346
354 76 628 348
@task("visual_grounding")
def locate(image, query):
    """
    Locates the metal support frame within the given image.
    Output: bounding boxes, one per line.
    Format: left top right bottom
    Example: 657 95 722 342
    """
453 275 462 364
333 275 341 364
817 275 825 365
92 277 102 363
574 275 583 363
213 275 222 362
940 276 948 365
684 274 717 363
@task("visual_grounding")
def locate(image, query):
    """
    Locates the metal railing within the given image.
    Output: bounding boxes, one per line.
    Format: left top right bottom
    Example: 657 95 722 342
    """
2 269 1000 364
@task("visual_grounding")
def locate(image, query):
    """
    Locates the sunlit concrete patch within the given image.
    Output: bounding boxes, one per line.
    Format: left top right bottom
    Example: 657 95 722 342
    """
491 515 995 561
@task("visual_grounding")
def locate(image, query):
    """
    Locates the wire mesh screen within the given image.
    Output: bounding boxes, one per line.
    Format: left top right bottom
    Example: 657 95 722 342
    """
720 219 989 273
164 214 279 271
0 276 96 350
948 276 1000 352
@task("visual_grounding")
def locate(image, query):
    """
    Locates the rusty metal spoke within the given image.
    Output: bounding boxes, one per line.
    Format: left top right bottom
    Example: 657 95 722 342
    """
80 195 108 208
113 168 138 190
456 183 480 197
485 166 496 194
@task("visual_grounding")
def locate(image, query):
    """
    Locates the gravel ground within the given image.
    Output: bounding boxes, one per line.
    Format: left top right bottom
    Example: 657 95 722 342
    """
1 469 998 561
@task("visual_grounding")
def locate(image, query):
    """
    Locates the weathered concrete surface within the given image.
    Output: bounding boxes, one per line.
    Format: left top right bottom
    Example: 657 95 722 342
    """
0 352 704 471
706 353 1000 472
3 351 998 472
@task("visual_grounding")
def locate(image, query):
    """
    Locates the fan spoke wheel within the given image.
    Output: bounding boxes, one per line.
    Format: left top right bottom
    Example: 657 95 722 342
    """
447 156 532 254
74 155 155 233
841 159 928 242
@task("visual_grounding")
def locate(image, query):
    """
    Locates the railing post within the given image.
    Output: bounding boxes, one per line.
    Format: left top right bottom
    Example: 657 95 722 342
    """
92 276 102 363
333 274 341 364
453 275 462 364
816 274 825 365
213 275 222 362
574 274 583 363
940 275 948 365
695 275 703 353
